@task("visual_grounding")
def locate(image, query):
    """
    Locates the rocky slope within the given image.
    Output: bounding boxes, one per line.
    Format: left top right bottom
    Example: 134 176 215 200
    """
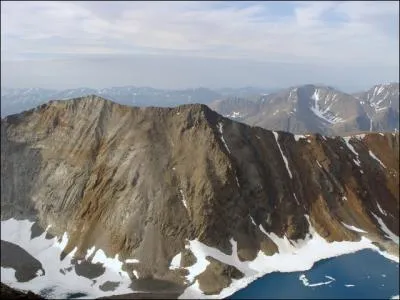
1 95 399 298
210 83 399 135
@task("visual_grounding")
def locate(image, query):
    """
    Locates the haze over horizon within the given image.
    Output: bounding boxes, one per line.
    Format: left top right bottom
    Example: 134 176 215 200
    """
1 1 399 92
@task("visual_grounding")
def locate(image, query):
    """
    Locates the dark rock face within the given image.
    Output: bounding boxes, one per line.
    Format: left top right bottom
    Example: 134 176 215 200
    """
1 96 398 295
0 283 43 299
1 241 44 282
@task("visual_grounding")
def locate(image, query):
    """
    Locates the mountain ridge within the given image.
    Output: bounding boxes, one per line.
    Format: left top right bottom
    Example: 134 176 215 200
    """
1 95 399 298
2 83 399 137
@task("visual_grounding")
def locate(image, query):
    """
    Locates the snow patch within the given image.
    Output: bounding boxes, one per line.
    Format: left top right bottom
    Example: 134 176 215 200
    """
371 213 399 245
293 193 300 205
294 134 307 141
341 222 367 233
377 202 387 216
316 160 322 168
273 131 293 179
310 90 343 124
217 122 231 154
179 189 189 211
343 137 361 166
235 176 240 188
170 253 182 270
249 216 257 226
229 112 242 119
368 150 386 168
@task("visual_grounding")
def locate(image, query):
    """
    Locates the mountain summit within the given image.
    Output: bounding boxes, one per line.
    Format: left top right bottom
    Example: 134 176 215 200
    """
1 96 399 298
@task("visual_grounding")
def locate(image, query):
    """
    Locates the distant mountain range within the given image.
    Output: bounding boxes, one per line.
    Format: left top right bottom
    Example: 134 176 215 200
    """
0 86 273 117
210 83 399 136
1 83 398 135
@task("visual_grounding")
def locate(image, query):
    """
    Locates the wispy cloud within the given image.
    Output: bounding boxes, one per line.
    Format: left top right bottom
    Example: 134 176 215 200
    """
2 1 398 64
1 1 398 89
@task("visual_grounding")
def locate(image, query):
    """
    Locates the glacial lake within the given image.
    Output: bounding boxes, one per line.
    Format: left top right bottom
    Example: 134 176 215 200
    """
230 249 399 299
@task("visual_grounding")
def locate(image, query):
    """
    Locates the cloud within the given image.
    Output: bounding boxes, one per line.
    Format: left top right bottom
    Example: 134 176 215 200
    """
1 1 398 90
2 1 398 65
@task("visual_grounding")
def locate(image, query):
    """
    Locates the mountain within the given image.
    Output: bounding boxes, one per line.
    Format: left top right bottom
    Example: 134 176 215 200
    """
209 83 399 135
1 87 222 117
1 95 398 298
3 83 398 136
354 83 399 132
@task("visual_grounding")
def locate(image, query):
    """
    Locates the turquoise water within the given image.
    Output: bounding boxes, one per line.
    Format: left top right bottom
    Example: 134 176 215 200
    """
230 249 399 299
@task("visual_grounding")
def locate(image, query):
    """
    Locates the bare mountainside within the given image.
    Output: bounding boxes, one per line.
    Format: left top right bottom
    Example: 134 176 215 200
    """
210 83 399 135
1 95 399 298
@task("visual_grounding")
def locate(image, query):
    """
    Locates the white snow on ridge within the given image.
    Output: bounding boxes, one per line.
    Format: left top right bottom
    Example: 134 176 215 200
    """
341 222 367 233
376 202 387 216
273 131 293 179
316 160 322 168
342 137 361 167
371 213 399 245
368 150 386 168
342 137 359 157
179 189 189 211
217 122 231 154
293 193 300 205
235 176 241 188
229 112 242 119
294 134 307 141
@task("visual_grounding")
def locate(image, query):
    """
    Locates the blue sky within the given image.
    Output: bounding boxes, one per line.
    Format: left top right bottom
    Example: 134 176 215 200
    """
1 1 399 91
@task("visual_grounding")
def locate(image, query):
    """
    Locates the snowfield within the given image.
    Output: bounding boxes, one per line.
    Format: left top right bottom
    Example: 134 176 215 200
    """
1 214 399 299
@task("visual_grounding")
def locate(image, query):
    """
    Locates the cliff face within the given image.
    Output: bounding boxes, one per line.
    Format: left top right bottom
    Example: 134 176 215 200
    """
1 95 399 297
